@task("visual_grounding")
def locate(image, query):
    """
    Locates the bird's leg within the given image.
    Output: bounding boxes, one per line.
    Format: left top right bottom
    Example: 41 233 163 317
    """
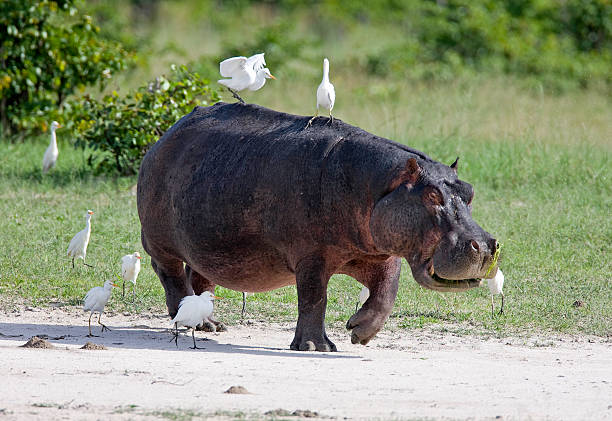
190 328 205 350
98 313 111 332
328 111 334 125
122 281 126 298
83 260 93 268
87 313 97 337
72 258 75 269
241 292 247 320
132 284 136 302
305 110 319 129
355 301 359 313
498 293 504 315
227 88 245 104
169 322 179 347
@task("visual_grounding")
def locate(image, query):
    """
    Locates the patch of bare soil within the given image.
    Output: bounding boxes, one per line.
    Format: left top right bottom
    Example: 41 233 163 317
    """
20 336 55 349
1 306 611 421
80 342 107 350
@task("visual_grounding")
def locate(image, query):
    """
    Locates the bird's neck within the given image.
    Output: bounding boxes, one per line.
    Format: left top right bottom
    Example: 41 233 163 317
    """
85 217 92 232
50 129 57 148
322 61 330 83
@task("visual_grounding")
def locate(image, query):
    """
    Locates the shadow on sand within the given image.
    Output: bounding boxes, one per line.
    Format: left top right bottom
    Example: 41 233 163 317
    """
0 321 359 359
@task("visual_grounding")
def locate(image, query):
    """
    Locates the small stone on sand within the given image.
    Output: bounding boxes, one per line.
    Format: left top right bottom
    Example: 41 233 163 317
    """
20 336 55 349
224 385 250 394
80 342 107 350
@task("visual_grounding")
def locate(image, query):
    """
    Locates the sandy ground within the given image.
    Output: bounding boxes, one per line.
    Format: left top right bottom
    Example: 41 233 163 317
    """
1 306 611 421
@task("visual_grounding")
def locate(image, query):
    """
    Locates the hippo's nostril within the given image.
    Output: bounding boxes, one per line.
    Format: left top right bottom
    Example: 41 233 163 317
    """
488 238 499 254
470 240 480 252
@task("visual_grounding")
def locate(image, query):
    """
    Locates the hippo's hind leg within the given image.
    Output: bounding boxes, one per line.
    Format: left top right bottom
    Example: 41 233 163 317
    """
344 256 401 345
290 254 337 352
186 265 227 333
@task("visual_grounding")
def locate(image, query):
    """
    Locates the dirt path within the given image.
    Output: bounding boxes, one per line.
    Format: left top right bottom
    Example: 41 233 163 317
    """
1 306 611 420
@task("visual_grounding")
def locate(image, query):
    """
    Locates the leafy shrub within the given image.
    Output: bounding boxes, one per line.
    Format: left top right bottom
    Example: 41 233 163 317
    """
70 65 219 175
362 0 612 91
0 0 130 136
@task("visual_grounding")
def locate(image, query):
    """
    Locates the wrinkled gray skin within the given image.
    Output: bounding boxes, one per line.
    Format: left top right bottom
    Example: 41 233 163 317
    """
137 102 498 352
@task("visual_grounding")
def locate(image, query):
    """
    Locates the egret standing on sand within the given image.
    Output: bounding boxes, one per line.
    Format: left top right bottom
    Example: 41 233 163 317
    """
42 121 61 174
171 291 220 349
121 252 142 300
83 279 118 336
67 210 94 268
487 269 505 316
218 53 276 104
306 58 335 128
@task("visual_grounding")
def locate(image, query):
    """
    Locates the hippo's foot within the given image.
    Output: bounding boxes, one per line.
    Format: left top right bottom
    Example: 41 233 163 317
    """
290 330 337 352
196 318 227 332
346 309 385 346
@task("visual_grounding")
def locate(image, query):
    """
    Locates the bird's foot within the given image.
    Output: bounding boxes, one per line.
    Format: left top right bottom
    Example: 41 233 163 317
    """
86 334 100 338
100 324 111 332
190 344 206 350
305 116 317 129
327 115 334 125
83 262 94 268
169 332 179 347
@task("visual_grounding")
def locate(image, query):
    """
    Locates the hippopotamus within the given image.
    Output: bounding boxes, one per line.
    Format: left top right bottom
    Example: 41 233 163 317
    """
137 102 499 352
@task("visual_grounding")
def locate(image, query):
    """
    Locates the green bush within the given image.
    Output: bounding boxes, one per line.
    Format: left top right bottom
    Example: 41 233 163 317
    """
0 0 131 136
71 65 219 175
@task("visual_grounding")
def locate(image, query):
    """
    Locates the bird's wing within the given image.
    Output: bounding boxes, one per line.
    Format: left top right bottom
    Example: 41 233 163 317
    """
67 230 83 255
246 53 266 72
219 56 248 77
328 83 336 106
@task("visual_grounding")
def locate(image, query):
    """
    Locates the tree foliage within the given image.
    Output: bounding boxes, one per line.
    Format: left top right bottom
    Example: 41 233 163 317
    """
0 0 130 136
71 65 219 175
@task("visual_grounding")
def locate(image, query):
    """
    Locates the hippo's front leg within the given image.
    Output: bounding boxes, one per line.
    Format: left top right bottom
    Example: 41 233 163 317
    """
290 254 337 352
344 256 401 345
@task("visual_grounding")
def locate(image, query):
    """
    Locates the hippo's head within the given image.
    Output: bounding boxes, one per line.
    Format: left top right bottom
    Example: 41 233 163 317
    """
370 157 499 291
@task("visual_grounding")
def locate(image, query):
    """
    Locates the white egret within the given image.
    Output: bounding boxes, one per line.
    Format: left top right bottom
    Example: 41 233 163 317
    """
42 121 61 174
83 279 118 337
306 58 336 128
171 291 220 349
121 252 142 300
487 269 505 316
355 286 370 312
67 210 94 268
218 53 276 103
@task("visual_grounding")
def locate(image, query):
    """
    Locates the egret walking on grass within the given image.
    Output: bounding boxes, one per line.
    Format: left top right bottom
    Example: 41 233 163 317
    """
67 210 94 268
83 279 118 337
121 252 142 300
171 291 220 349
487 269 505 316
218 53 276 103
306 58 335 128
42 121 61 174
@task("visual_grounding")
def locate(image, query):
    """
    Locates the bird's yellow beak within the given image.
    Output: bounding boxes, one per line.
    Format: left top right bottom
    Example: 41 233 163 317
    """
213 295 223 300
136 256 142 259
112 283 119 287
269 74 276 80
88 211 94 215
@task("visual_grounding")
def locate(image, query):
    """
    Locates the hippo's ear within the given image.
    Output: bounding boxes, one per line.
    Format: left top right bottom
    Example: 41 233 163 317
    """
388 158 421 191
450 157 459 174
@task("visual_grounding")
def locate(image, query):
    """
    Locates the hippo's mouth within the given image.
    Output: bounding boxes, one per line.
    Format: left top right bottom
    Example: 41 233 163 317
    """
411 259 483 292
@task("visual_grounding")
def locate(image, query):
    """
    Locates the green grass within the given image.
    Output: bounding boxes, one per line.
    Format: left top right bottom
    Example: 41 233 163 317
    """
1 77 610 337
